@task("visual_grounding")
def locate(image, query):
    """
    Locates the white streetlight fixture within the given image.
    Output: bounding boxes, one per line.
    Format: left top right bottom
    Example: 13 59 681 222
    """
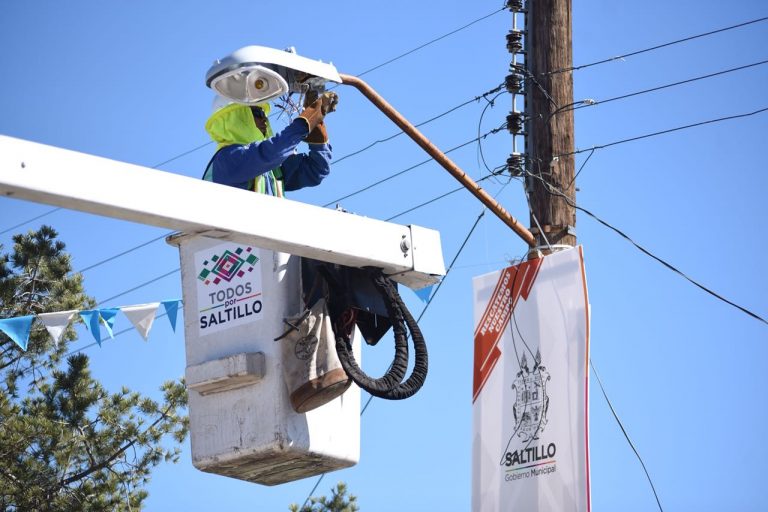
205 46 342 104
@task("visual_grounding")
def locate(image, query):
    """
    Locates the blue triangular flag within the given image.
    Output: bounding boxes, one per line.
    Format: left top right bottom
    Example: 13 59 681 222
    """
99 308 120 339
0 315 35 351
79 310 102 346
414 285 435 303
162 300 182 332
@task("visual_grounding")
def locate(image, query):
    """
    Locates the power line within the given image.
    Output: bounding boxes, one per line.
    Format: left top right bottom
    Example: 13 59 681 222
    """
323 124 507 207
76 232 174 274
567 149 595 188
333 84 505 166
591 360 664 512
149 140 214 169
96 268 180 307
385 173 502 221
386 186 465 221
558 105 768 158
526 171 768 326
550 16 768 75
476 91 507 174
570 59 768 111
0 208 63 236
353 8 505 79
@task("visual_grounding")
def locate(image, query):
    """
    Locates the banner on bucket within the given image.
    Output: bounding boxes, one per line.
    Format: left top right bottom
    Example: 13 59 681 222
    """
472 246 590 512
194 242 263 336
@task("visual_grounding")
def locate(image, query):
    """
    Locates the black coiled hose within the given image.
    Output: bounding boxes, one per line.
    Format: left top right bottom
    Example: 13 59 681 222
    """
333 270 428 400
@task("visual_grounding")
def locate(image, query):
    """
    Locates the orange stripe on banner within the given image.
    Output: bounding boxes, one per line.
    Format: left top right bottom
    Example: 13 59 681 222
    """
472 258 543 402
578 246 592 512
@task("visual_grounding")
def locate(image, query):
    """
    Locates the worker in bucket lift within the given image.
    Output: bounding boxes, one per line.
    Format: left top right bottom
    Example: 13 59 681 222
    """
202 90 339 196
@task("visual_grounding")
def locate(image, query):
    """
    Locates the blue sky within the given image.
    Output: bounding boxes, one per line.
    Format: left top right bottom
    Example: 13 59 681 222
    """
1 1 767 510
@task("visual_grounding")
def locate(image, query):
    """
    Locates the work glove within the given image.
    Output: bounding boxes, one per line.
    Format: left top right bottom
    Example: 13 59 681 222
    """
299 91 338 133
305 122 328 144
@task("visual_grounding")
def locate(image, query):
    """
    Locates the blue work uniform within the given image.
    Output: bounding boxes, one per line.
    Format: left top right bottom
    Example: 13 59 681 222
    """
203 102 331 196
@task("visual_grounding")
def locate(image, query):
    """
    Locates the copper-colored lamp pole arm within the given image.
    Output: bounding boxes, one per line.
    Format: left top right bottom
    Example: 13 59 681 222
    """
339 73 535 247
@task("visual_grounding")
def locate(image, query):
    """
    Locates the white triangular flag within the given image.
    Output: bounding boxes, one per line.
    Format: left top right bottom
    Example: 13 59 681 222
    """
120 303 160 341
37 310 78 347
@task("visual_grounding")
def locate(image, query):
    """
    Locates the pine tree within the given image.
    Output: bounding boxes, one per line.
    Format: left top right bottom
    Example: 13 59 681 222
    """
289 482 359 512
0 226 188 510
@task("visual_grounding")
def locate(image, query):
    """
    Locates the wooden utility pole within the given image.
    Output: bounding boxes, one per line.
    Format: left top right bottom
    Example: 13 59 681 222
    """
526 0 576 254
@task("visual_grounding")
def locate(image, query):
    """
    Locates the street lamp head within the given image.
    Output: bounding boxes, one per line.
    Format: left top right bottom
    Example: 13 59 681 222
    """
205 46 342 105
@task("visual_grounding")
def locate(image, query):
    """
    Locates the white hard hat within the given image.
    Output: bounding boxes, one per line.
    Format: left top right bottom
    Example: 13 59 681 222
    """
210 95 271 116
211 94 234 113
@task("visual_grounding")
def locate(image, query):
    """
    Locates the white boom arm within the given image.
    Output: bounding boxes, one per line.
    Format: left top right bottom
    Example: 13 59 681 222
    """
0 136 445 289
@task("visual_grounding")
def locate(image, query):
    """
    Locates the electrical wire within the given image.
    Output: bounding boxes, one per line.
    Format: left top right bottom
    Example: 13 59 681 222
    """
322 124 507 207
570 59 768 113
516 64 560 110
352 8 504 79
537 60 768 144
385 172 502 221
558 106 768 158
0 208 64 236
76 232 174 274
566 149 595 189
526 171 768 326
334 84 505 166
95 268 180 307
591 360 664 512
476 92 507 175
548 16 768 75
149 140 214 169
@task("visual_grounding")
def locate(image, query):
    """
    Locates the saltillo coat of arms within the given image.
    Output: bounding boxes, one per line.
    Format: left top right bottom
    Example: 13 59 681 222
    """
511 349 551 443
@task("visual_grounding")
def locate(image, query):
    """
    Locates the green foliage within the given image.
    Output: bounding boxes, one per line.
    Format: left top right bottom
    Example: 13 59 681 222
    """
0 226 189 510
289 482 359 512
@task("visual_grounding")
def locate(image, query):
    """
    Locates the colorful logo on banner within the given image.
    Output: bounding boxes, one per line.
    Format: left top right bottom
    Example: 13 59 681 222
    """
194 243 263 336
198 247 259 285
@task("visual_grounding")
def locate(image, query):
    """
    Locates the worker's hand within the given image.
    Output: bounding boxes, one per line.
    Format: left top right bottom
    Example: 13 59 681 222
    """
303 89 319 108
303 90 338 114
320 91 339 115
299 92 338 133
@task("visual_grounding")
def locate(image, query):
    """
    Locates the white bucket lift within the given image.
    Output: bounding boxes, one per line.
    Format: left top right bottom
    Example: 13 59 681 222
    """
0 135 446 485
169 234 362 484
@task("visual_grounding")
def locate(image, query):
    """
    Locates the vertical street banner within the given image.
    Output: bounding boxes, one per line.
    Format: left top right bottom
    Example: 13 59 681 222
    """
472 246 590 511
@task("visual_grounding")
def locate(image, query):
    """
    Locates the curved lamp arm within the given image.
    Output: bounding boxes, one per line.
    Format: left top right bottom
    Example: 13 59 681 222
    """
339 74 535 247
